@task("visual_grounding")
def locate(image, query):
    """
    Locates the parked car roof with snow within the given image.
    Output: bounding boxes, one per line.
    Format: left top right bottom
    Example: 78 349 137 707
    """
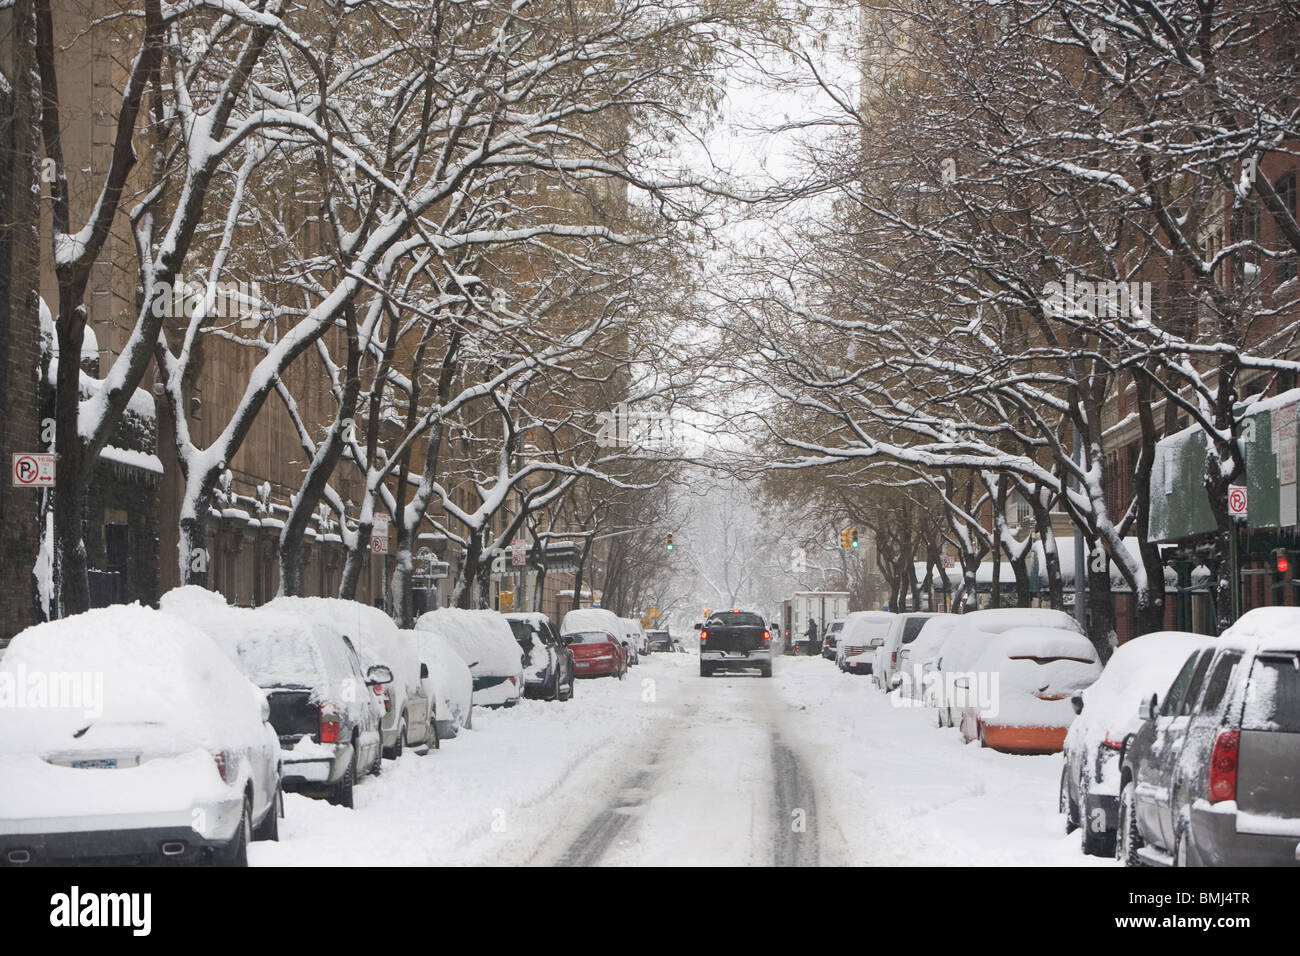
416 608 523 708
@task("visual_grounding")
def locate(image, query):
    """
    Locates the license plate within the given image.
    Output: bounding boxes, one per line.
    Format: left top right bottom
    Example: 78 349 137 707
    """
71 758 117 769
576 661 590 668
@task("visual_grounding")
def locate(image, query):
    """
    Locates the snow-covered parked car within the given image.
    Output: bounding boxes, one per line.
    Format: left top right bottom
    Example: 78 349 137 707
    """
162 587 386 809
416 608 523 708
958 625 1102 754
1118 608 1300 867
411 625 474 739
821 618 846 660
272 596 437 758
895 614 964 703
562 608 636 665
0 604 282 866
1060 630 1212 856
934 608 1084 728
872 612 938 691
836 611 894 674
505 612 575 701
616 616 644 664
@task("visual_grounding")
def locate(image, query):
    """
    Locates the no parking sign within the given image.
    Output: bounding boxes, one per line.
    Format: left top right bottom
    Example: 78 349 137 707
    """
11 453 54 487
1228 485 1248 519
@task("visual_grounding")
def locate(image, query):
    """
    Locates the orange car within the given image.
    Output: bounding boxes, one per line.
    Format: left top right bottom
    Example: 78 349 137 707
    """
958 626 1102 755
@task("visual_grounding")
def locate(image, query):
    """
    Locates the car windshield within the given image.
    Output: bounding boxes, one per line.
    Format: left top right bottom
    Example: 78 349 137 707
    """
566 631 612 644
707 612 764 627
507 620 535 649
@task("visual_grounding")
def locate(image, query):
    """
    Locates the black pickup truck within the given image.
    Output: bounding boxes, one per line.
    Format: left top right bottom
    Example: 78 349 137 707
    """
697 610 773 678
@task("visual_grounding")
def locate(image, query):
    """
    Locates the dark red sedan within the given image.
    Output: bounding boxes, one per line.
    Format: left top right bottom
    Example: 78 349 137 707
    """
562 630 627 679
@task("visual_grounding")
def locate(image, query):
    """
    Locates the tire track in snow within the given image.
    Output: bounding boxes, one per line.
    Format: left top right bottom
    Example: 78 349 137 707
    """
770 733 821 867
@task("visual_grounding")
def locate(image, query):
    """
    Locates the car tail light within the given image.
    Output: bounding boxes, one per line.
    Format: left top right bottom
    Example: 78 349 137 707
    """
508 676 517 686
890 651 898 667
1100 734 1124 751
1208 730 1239 803
213 751 233 783
319 703 341 744
700 630 708 643
763 630 771 642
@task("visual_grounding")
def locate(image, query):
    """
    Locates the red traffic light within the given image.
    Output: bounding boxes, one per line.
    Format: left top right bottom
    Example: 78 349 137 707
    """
1278 554 1290 574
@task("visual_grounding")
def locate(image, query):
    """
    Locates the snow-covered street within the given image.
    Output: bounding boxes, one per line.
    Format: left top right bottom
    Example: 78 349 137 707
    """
252 652 1109 867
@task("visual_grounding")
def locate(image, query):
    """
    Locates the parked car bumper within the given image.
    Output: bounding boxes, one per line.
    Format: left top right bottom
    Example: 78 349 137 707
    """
978 723 1069 755
702 650 772 671
472 676 521 707
1189 804 1300 866
574 657 619 677
0 818 241 866
0 752 245 865
843 655 873 674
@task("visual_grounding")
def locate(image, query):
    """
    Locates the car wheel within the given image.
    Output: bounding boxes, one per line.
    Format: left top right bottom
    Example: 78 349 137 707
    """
699 663 711 678
1078 775 1109 856
1060 765 1079 834
218 797 252 867
369 739 383 777
760 665 772 678
253 784 282 842
387 721 405 761
1117 780 1144 867
330 750 357 809
1173 815 1193 867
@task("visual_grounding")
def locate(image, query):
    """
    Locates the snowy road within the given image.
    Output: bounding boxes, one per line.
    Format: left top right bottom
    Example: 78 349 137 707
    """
251 652 1112 866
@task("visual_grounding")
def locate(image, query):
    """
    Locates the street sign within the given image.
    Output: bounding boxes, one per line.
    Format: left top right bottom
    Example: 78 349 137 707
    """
12 453 54 487
1228 485 1249 519
511 539 526 567
371 513 389 554
646 606 660 619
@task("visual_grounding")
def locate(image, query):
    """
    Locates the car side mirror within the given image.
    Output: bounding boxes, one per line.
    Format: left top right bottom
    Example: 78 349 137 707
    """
1070 693 1084 715
694 622 702 630
1138 694 1157 721
420 663 429 680
366 664 394 686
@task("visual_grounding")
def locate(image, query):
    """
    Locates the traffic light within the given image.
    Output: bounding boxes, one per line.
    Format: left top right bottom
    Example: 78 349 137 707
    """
850 527 859 549
1275 548 1291 575
839 528 851 549
666 533 674 552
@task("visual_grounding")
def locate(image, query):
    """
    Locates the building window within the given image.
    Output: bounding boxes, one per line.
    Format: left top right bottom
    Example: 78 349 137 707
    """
1278 171 1297 285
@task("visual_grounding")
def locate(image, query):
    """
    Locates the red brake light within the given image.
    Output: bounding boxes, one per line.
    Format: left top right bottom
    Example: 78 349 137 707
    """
213 751 232 783
700 630 708 642
1100 734 1125 750
319 703 341 744
1208 730 1239 803
763 630 771 642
